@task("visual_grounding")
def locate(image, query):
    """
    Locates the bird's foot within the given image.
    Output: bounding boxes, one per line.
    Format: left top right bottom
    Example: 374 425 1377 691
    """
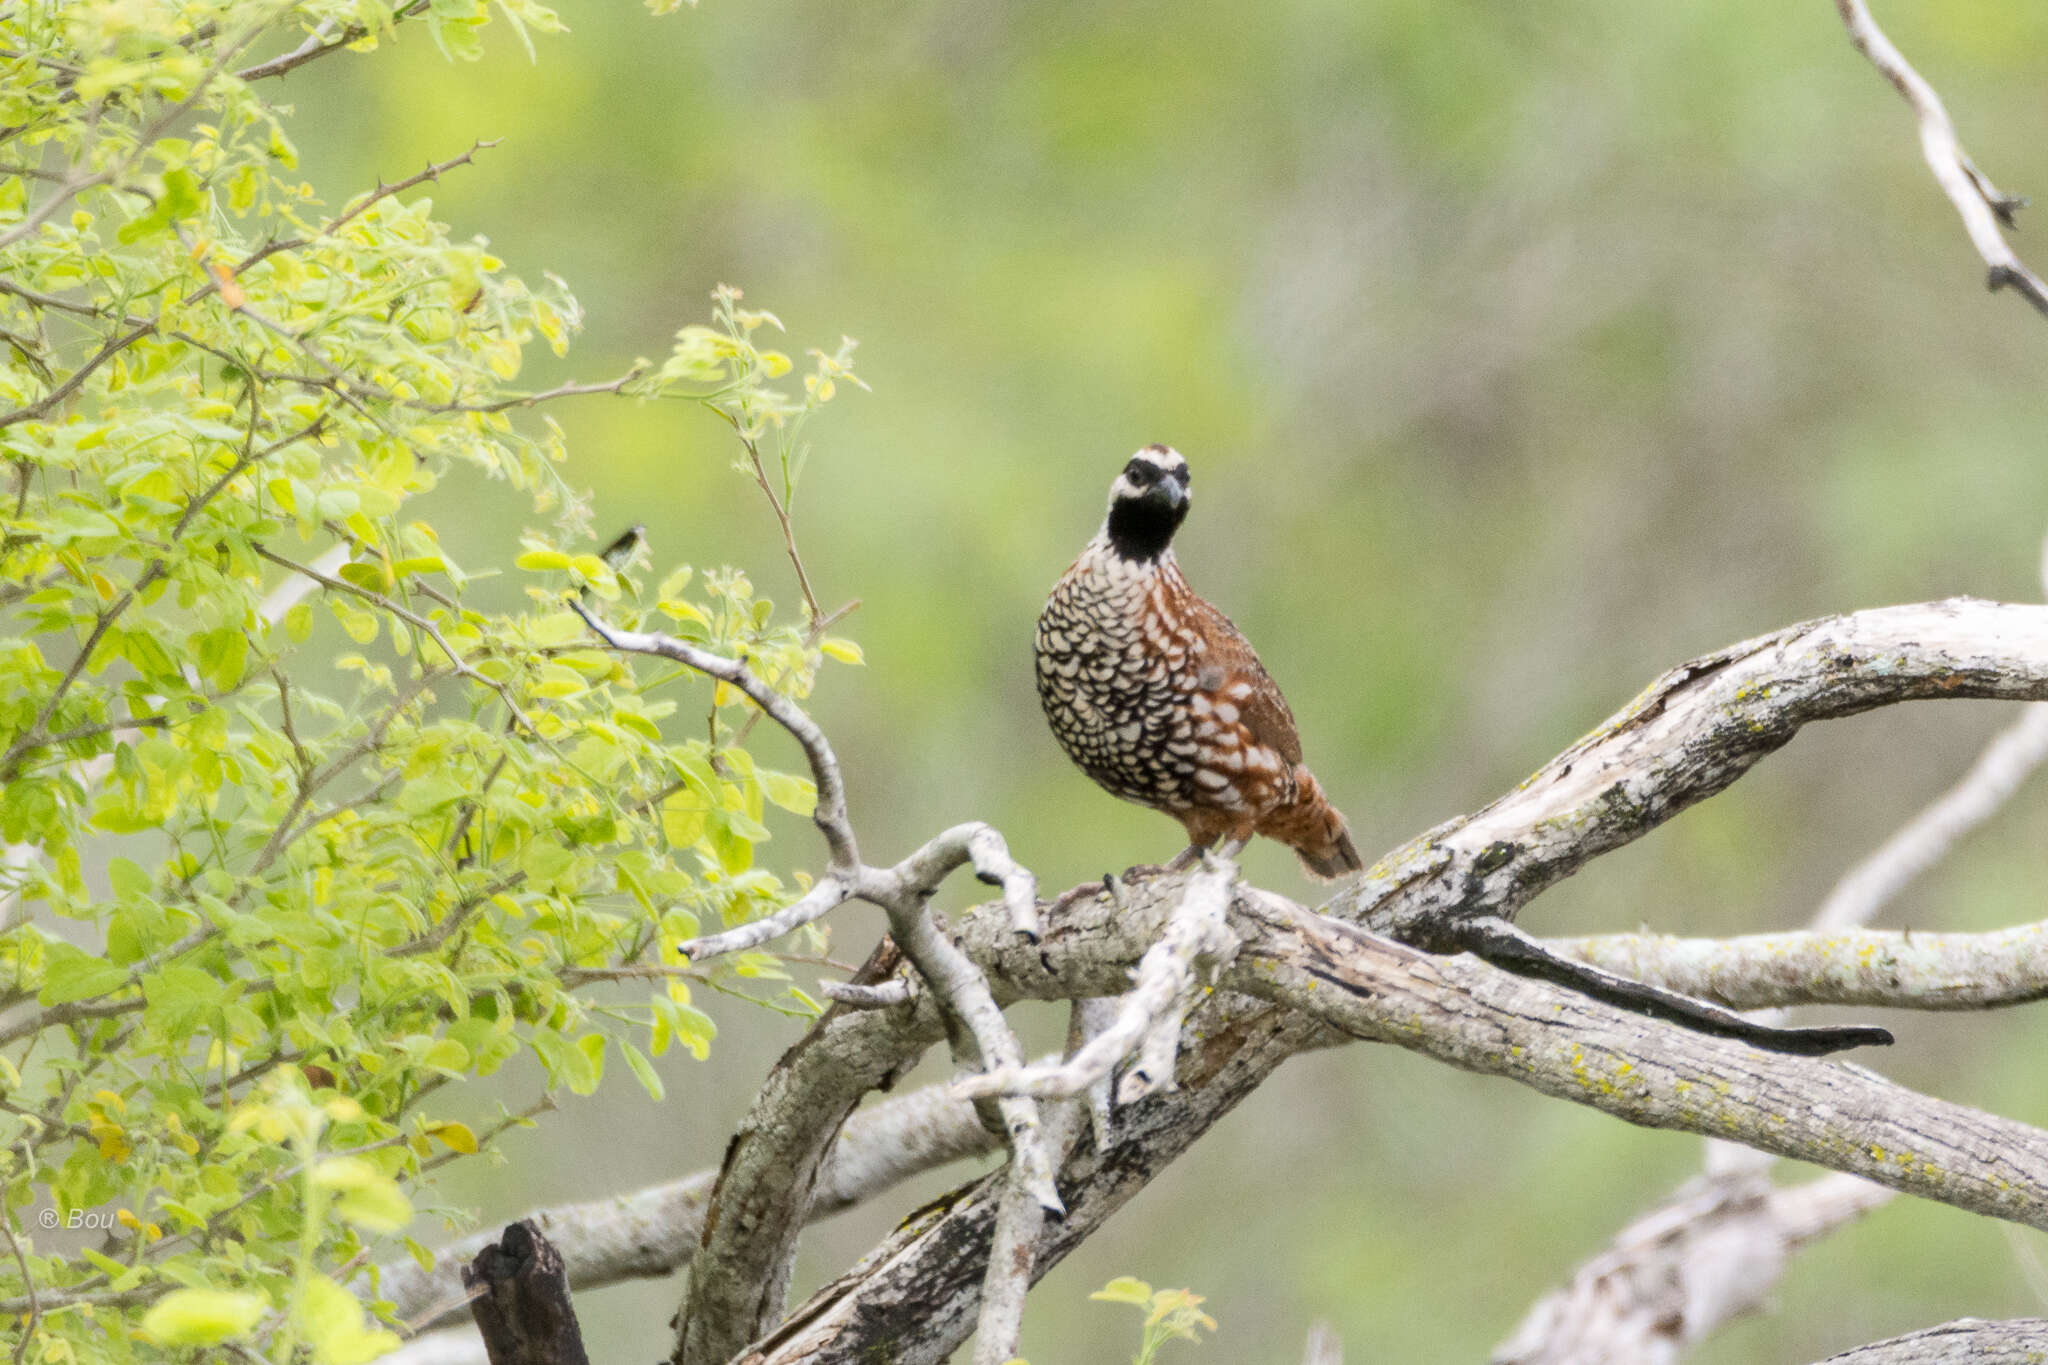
1200 837 1247 870
1050 879 1106 913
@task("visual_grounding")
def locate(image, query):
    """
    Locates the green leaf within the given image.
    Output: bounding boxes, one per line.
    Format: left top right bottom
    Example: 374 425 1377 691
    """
757 769 817 816
515 547 571 572
708 814 754 874
79 1247 129 1279
115 167 209 244
141 1288 268 1346
620 1038 664 1100
1090 1277 1155 1306
665 998 716 1060
338 560 390 592
531 1027 605 1093
335 602 379 644
106 856 152 900
398 773 467 816
447 1017 521 1076
39 944 127 1004
819 637 864 665
572 1031 608 1095
520 837 576 886
197 625 249 690
144 964 239 1035
294 1274 402 1365
313 1158 414 1234
421 1038 471 1073
427 1121 478 1154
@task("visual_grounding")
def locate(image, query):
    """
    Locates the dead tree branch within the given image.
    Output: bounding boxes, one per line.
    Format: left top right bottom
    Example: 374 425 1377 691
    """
730 598 2048 1362
1812 1318 2048 1363
1342 599 2048 946
736 876 2048 1363
1494 1169 1894 1365
464 1222 589 1365
957 855 1240 1105
566 605 1053 1365
452 598 2048 1363
1552 918 2048 1010
1242 908 2048 1226
1501 556 2048 1364
377 1079 1000 1330
1832 0 2048 316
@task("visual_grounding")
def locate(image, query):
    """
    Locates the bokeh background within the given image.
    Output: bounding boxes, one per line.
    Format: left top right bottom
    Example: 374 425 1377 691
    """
285 1 2048 1359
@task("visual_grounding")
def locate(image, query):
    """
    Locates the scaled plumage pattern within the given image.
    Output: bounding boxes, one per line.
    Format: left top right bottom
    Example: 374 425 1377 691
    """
1035 445 1363 878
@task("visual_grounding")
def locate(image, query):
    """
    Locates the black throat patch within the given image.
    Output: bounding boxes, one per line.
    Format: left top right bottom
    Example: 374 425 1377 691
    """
1105 494 1187 561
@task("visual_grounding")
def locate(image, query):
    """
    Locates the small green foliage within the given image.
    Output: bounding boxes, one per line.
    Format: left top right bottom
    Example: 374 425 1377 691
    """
1090 1277 1219 1364
0 3 859 1360
140 1287 269 1346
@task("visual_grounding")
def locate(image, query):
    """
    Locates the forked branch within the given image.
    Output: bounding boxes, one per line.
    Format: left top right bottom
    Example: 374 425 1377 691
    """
567 603 1054 1365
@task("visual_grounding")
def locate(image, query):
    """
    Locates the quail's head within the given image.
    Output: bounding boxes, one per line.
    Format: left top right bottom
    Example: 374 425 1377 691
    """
1104 444 1192 560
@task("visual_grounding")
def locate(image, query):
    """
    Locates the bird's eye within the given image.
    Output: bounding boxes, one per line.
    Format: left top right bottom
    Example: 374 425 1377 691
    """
1122 459 1157 485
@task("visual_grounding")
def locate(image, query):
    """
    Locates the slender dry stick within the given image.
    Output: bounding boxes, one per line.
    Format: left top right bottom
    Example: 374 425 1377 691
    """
235 140 499 276
1833 0 2048 315
0 1185 37 1365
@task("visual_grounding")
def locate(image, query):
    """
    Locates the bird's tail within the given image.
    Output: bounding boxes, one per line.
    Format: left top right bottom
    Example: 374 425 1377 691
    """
1263 768 1363 881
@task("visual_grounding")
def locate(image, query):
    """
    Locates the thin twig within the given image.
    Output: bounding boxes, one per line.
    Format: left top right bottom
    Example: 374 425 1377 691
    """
0 316 156 431
568 602 857 870
677 876 850 961
254 544 536 733
234 1 430 82
1833 0 2048 316
236 139 497 275
729 422 823 625
0 1184 38 1364
412 366 648 415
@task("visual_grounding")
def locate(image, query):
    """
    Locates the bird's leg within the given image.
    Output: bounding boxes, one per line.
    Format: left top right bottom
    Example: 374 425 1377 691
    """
1201 836 1247 868
1165 844 1204 872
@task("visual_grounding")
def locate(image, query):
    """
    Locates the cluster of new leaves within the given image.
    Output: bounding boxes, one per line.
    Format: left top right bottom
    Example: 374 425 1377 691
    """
0 3 858 1361
1083 1278 1217 1365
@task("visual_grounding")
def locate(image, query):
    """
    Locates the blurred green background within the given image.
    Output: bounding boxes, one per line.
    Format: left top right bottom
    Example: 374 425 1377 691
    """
286 0 2048 1359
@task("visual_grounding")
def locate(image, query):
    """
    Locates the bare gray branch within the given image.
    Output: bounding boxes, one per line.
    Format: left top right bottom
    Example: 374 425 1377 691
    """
1812 1318 2048 1363
1832 0 2048 315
